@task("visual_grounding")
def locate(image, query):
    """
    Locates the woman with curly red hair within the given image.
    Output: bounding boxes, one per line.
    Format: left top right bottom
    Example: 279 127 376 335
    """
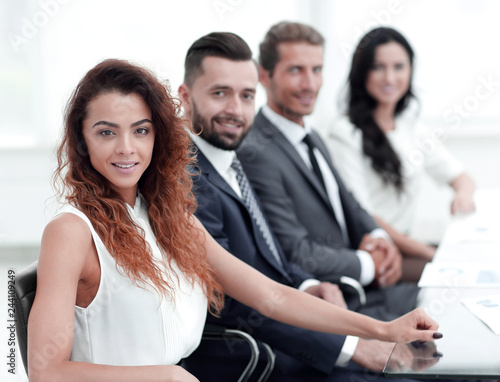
28 59 441 382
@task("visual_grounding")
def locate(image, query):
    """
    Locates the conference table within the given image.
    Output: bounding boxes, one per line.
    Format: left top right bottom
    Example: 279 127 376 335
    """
384 190 500 379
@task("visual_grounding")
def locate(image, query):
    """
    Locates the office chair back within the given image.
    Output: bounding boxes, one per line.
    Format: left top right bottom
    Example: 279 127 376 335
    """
14 261 38 375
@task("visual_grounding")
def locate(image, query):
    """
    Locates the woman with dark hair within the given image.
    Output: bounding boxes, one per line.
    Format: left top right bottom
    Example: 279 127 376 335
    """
326 27 475 268
28 58 441 381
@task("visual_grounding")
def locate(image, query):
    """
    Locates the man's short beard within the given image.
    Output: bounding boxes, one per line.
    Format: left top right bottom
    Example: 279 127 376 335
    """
203 129 244 151
191 103 249 151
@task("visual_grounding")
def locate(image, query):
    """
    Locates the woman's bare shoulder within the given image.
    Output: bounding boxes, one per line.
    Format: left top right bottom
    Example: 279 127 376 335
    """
39 212 95 273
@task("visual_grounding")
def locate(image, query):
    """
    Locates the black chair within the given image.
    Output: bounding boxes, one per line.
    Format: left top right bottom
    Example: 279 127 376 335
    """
13 261 37 375
336 276 366 306
13 261 275 381
201 324 275 382
258 342 276 382
326 275 367 312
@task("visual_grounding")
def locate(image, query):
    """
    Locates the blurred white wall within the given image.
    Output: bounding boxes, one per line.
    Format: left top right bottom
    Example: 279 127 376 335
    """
2 0 500 249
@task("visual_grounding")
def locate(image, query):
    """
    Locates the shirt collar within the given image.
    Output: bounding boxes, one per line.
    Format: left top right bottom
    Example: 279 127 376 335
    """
261 104 312 145
190 131 236 175
126 193 144 218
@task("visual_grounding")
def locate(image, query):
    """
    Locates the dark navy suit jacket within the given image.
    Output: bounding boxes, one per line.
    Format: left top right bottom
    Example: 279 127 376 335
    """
183 146 347 378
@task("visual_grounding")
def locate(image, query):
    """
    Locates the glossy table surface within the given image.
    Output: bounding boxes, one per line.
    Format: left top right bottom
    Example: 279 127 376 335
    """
384 190 500 379
384 288 500 379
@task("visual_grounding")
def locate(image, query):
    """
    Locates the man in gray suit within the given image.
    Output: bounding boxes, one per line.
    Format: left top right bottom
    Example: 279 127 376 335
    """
238 21 419 320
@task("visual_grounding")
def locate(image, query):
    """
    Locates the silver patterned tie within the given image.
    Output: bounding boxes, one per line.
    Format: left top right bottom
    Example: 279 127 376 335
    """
231 158 283 266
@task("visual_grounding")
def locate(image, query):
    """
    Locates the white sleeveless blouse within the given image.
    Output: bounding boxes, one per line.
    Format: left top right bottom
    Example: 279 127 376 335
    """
57 195 208 366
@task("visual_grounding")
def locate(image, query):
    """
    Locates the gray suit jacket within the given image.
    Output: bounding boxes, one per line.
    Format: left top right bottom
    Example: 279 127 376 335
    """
237 109 378 282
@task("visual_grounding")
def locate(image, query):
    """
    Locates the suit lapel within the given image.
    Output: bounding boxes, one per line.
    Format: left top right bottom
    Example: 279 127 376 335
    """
254 111 334 212
195 149 240 201
194 145 291 278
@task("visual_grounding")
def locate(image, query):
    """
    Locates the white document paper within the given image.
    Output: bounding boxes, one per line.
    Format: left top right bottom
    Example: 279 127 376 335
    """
462 295 500 334
418 262 500 288
441 209 500 245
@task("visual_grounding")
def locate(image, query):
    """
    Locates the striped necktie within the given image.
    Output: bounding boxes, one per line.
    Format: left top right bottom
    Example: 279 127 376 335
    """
231 158 283 266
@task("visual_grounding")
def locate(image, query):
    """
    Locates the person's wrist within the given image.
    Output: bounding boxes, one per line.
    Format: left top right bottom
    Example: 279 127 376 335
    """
376 320 391 342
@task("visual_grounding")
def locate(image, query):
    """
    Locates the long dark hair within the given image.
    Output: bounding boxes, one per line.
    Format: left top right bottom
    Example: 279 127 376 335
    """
347 27 415 191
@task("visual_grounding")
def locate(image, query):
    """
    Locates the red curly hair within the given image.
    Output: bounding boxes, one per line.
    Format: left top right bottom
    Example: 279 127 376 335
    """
54 59 223 313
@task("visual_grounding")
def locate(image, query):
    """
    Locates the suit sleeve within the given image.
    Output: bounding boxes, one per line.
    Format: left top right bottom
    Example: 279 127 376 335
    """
238 144 366 282
192 172 345 374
